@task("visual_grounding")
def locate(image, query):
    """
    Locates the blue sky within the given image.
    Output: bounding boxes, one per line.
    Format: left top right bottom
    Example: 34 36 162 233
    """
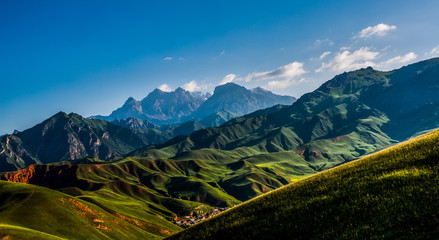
1 0 439 134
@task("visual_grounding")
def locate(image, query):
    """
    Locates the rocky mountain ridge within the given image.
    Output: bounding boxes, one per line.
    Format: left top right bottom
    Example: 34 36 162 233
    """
93 83 296 125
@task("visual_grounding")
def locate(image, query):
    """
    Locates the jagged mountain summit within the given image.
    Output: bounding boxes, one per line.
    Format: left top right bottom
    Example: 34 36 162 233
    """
187 83 296 120
92 83 296 125
92 87 206 124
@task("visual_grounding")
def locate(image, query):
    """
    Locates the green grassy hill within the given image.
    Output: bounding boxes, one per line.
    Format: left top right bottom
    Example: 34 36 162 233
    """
0 180 182 240
166 128 439 240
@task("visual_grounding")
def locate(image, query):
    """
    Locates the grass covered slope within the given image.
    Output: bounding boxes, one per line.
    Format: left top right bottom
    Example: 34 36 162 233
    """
0 180 181 240
167 129 439 240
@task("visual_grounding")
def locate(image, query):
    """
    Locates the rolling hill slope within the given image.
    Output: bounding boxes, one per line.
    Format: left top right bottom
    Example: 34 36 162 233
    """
0 180 182 240
166 128 439 240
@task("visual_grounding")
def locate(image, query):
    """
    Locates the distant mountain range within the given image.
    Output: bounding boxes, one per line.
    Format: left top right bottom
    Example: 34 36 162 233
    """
0 83 295 172
188 84 295 121
133 59 439 165
92 87 206 124
92 83 296 125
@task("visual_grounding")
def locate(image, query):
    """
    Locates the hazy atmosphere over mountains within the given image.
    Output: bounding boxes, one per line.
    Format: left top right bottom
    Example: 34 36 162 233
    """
1 1 439 239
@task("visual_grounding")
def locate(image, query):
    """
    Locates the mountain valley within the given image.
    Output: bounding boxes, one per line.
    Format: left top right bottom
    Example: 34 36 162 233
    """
1 58 439 239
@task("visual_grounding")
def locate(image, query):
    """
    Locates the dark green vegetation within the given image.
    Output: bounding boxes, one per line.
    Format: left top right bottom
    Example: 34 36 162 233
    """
167 128 439 240
0 180 181 239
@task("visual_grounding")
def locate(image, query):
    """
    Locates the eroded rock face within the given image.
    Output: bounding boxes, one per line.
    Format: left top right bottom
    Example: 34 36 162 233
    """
0 164 101 190
1 164 37 183
0 135 39 171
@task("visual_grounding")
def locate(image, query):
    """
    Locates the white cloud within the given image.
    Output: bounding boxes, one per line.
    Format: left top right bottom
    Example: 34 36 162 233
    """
319 51 331 60
178 57 185 61
354 23 397 39
220 50 225 55
316 47 379 73
182 80 209 92
219 74 236 85
245 62 307 82
314 38 334 47
158 84 172 92
163 57 173 61
377 52 417 69
182 80 200 92
429 45 439 56
263 78 306 90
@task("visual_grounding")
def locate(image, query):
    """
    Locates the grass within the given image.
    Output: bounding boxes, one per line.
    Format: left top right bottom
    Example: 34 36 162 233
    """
166 128 439 240
0 224 65 240
0 180 179 240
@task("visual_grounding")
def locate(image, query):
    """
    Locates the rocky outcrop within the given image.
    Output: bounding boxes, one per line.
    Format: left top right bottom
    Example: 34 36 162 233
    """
0 164 101 190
